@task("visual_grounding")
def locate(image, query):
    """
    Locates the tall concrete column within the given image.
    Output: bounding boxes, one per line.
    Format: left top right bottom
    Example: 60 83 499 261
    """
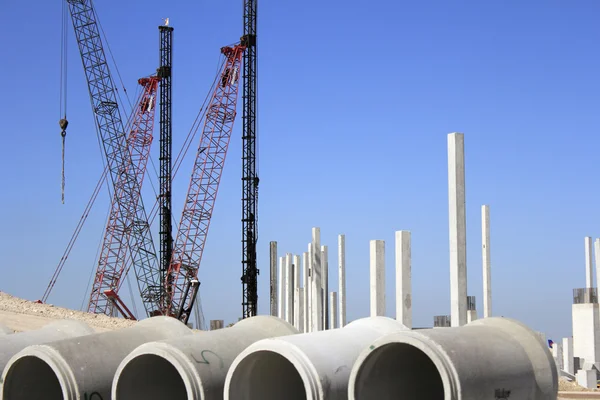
448 132 467 327
293 254 301 330
585 237 593 289
285 253 294 324
295 288 304 332
330 292 338 329
338 234 347 327
563 337 574 374
594 239 600 292
395 231 411 328
322 245 329 329
311 228 323 331
277 256 285 319
307 243 313 332
269 241 278 317
302 252 309 333
370 240 385 317
482 205 491 318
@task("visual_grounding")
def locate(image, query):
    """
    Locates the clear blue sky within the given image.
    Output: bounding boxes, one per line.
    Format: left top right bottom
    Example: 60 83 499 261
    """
1 0 599 341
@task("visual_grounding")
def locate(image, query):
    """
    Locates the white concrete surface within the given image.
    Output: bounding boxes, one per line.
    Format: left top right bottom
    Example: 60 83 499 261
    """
572 303 600 368
311 228 323 332
295 288 305 333
303 251 309 333
595 239 600 293
448 132 468 327
330 292 338 330
285 253 294 324
482 205 491 318
278 256 285 320
270 241 278 317
576 369 597 389
395 231 411 328
307 243 313 333
338 234 347 328
370 240 386 317
294 254 301 330
552 342 564 372
585 237 593 289
563 337 574 375
322 245 329 329
467 309 478 323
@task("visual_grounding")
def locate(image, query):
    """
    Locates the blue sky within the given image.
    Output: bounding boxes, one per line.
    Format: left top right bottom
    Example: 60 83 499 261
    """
1 0 599 341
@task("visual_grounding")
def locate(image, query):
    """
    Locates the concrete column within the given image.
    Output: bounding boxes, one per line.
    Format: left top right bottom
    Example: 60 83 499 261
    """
330 292 338 329
302 252 309 333
467 310 478 323
572 302 600 368
448 132 467 327
311 228 323 331
322 245 329 329
295 288 304 332
285 253 294 324
293 254 301 330
552 342 564 372
585 237 593 289
595 239 600 293
307 243 313 332
277 256 285 320
395 231 411 328
338 234 347 328
482 205 491 318
269 241 278 317
370 240 385 317
563 337 574 374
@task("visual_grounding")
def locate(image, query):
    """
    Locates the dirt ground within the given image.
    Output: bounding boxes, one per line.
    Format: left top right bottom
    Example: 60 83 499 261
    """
0 291 137 332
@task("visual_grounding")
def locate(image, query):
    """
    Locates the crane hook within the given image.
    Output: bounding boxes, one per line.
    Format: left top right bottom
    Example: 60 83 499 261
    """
59 118 68 204
59 118 68 137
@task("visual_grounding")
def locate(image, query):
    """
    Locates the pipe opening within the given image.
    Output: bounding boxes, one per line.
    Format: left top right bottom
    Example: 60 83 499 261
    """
228 350 306 400
116 354 187 400
354 343 444 400
2 356 63 400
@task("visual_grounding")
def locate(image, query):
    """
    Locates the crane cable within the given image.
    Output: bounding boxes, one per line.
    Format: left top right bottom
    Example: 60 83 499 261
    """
59 0 69 204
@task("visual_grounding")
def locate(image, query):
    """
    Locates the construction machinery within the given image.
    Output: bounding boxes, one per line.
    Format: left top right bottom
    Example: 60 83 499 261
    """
241 0 259 318
65 0 162 316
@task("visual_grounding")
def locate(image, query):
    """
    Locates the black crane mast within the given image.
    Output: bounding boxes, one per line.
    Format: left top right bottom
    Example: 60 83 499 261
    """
241 0 259 318
158 23 174 311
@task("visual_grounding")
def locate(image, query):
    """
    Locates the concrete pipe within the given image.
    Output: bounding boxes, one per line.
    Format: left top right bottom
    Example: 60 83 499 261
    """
2 316 192 400
112 315 298 400
0 319 93 375
224 316 408 400
348 317 558 400
0 324 12 335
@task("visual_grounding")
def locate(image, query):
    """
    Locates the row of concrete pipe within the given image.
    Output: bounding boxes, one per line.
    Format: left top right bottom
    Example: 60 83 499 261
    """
0 315 557 400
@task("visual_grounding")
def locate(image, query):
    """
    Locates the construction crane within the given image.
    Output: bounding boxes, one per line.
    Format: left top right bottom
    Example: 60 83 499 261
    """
65 0 162 316
157 23 174 312
88 76 160 317
165 45 246 323
241 0 259 318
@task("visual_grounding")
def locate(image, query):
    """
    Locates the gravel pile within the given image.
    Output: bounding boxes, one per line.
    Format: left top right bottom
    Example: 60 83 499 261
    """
0 291 137 331
559 377 600 392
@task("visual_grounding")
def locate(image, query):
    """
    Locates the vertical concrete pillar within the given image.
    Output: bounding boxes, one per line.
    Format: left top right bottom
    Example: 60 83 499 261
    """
552 342 564 371
307 243 313 332
572 302 600 367
338 234 347 328
585 237 593 289
395 230 411 328
563 337 574 374
322 245 329 329
269 241 278 317
302 252 309 333
595 239 600 293
285 253 294 324
370 240 385 317
295 288 304 332
311 228 322 331
482 205 491 318
448 132 467 327
277 256 285 319
329 292 338 329
293 254 301 330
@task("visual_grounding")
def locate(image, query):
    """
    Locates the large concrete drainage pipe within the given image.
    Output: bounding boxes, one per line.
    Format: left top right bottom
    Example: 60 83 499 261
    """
348 317 558 400
224 316 408 400
2 316 192 400
112 315 298 400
